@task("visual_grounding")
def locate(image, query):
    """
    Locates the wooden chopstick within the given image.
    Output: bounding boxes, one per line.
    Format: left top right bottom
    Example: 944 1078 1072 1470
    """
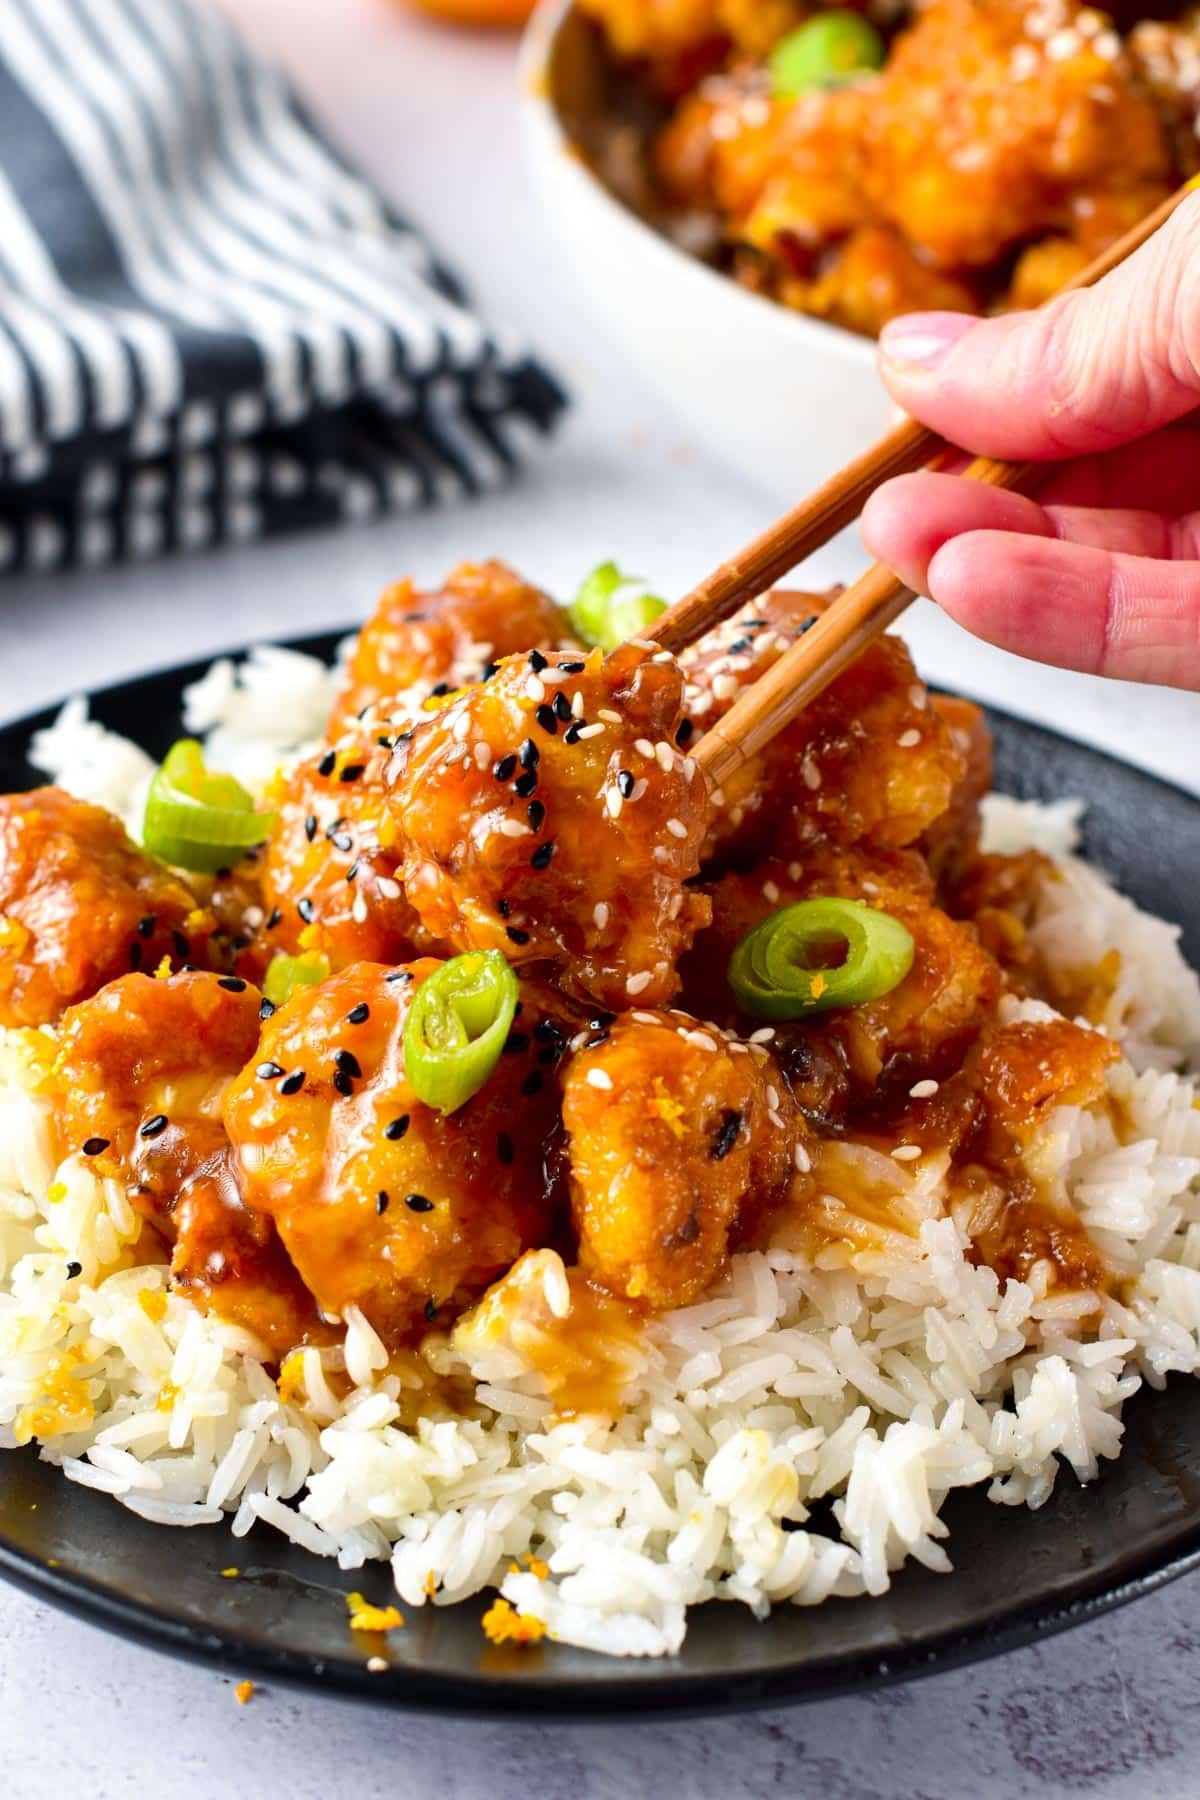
682 176 1200 791
650 177 1199 667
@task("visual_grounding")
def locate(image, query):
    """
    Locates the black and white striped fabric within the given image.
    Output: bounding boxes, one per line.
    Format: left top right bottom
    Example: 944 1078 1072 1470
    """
0 0 565 576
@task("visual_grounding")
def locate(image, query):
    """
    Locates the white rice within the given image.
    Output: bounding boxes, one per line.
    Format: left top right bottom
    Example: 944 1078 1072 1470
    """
3 660 1199 1659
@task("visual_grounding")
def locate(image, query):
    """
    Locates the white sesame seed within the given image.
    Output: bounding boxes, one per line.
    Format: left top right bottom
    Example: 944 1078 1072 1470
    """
499 818 532 838
652 846 670 865
910 1079 939 1098
474 742 492 769
243 904 264 930
586 1068 614 1090
606 789 624 820
683 1029 718 1051
625 971 653 995
572 690 585 717
748 1027 775 1044
631 778 649 802
793 1143 811 1173
651 650 674 664
665 818 688 839
598 709 622 724
635 738 655 758
891 1145 922 1162
690 692 713 717
712 674 739 702
593 901 610 930
762 880 781 905
908 684 928 709
787 862 803 882
525 675 546 703
452 711 472 741
654 741 674 771
377 878 402 900
897 729 922 748
351 892 368 923
730 1042 749 1056
577 722 605 740
801 758 822 791
767 1108 785 1130
766 1086 780 1111
632 1010 660 1025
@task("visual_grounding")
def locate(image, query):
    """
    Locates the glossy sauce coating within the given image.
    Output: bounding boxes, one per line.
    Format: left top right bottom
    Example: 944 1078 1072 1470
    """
389 643 712 1011
0 788 216 1027
223 962 567 1342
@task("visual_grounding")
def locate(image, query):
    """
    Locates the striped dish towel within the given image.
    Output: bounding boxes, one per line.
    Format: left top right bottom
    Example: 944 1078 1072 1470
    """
0 0 565 576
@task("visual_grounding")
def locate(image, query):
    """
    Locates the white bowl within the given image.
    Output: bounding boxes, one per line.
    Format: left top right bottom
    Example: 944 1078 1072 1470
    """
519 0 889 498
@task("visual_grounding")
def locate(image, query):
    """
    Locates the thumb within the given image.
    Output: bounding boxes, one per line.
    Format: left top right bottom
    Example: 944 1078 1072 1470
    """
876 189 1200 461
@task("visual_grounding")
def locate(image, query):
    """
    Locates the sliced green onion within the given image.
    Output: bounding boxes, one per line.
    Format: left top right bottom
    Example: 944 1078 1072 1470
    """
143 739 276 874
403 950 519 1115
769 13 885 96
263 951 331 1008
568 561 668 652
728 897 914 1018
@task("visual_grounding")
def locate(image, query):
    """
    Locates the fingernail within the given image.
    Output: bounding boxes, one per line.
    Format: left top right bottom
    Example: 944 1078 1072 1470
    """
879 312 977 373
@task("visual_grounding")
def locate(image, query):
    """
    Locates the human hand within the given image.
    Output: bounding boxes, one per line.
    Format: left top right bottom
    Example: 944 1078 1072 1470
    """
860 192 1200 689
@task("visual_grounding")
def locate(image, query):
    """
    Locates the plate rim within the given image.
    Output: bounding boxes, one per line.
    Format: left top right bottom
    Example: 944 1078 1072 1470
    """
1 630 1199 1719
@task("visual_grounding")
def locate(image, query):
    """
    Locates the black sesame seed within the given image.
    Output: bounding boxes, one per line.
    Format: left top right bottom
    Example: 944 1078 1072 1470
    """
675 719 694 747
590 1011 615 1029
257 1062 285 1081
128 942 143 970
297 898 315 923
530 841 556 870
137 914 156 939
336 1050 362 1079
521 1069 543 1097
172 930 190 960
616 769 634 798
386 970 413 984
799 616 818 635
280 1071 306 1096
347 1003 370 1025
333 1070 354 1098
506 926 530 946
405 1193 434 1213
533 1019 561 1043
376 1191 390 1214
218 976 247 993
331 833 353 854
558 660 585 674
711 1109 743 1161
729 637 753 655
513 769 538 800
563 721 583 745
493 754 517 783
318 750 337 777
65 1261 82 1280
552 690 572 722
528 648 548 672
304 814 317 843
384 1114 410 1141
535 703 558 736
259 998 277 1021
527 800 545 831
82 1137 110 1157
518 738 539 770
429 681 452 698
424 1299 438 1322
346 860 361 883
140 1114 168 1140
339 763 365 784
497 1131 514 1166
584 1030 610 1049
480 662 499 683
503 1031 530 1055
497 898 511 919
266 908 282 930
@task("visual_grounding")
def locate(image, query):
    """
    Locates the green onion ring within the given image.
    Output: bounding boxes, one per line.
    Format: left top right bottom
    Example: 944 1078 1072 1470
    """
769 13 885 96
568 561 668 653
263 951 332 1008
403 950 519 1115
143 739 276 874
728 897 915 1018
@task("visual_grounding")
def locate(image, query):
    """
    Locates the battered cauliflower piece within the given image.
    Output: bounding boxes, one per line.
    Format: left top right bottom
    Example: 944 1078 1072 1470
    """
260 726 430 975
331 560 574 736
0 788 218 1028
389 643 712 1011
562 1011 799 1306
52 971 313 1354
681 590 964 865
222 962 567 1344
685 843 1003 1103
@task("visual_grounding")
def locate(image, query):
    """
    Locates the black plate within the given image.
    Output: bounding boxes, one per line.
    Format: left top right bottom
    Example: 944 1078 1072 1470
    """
1 635 1199 1718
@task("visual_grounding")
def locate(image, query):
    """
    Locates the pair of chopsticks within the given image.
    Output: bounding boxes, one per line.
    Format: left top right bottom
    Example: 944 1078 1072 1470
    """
647 178 1200 790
